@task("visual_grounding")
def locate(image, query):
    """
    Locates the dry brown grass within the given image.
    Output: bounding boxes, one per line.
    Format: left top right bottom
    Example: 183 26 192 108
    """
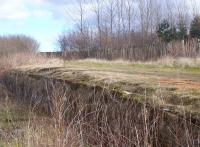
0 82 81 147
3 68 200 146
1 54 200 146
152 57 200 68
0 52 61 74
77 57 200 68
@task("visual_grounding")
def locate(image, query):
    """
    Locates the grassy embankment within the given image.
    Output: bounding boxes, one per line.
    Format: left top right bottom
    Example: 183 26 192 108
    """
1 56 200 146
15 58 200 118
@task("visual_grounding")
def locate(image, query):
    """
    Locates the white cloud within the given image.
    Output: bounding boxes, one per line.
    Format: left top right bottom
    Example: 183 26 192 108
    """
0 0 29 20
0 0 53 20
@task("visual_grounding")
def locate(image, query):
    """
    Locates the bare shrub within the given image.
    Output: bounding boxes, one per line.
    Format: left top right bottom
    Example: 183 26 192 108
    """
0 35 39 56
3 72 200 146
0 53 49 74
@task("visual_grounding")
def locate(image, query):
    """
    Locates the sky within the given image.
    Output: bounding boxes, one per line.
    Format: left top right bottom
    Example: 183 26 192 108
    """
0 0 200 52
0 0 85 52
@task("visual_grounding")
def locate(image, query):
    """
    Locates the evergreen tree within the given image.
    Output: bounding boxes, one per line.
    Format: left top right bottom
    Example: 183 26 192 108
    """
190 16 200 39
157 20 177 42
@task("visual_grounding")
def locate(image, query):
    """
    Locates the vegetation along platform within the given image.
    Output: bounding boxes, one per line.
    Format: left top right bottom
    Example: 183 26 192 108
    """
6 59 200 120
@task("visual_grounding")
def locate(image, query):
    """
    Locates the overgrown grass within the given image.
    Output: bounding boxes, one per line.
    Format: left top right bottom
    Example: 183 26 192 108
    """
3 74 200 146
77 56 200 67
1 54 200 146
7 56 200 117
0 52 62 75
67 57 200 74
0 83 80 147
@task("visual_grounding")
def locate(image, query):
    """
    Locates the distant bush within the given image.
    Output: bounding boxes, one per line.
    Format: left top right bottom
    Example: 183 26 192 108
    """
0 35 39 56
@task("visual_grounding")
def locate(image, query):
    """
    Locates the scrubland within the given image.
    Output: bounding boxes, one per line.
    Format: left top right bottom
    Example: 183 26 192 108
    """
1 53 200 146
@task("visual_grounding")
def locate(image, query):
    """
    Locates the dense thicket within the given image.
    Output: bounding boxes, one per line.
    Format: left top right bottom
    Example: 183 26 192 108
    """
58 0 200 60
0 35 39 56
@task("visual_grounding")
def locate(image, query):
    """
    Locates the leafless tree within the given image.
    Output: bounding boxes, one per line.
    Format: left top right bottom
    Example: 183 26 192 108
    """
93 0 104 49
138 0 155 43
59 0 200 60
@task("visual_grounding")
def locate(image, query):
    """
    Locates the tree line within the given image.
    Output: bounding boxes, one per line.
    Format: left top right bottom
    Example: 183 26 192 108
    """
58 0 200 60
157 16 200 43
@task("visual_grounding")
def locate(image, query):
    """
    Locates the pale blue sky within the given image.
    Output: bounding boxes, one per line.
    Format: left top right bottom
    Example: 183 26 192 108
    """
0 16 66 52
0 0 78 52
